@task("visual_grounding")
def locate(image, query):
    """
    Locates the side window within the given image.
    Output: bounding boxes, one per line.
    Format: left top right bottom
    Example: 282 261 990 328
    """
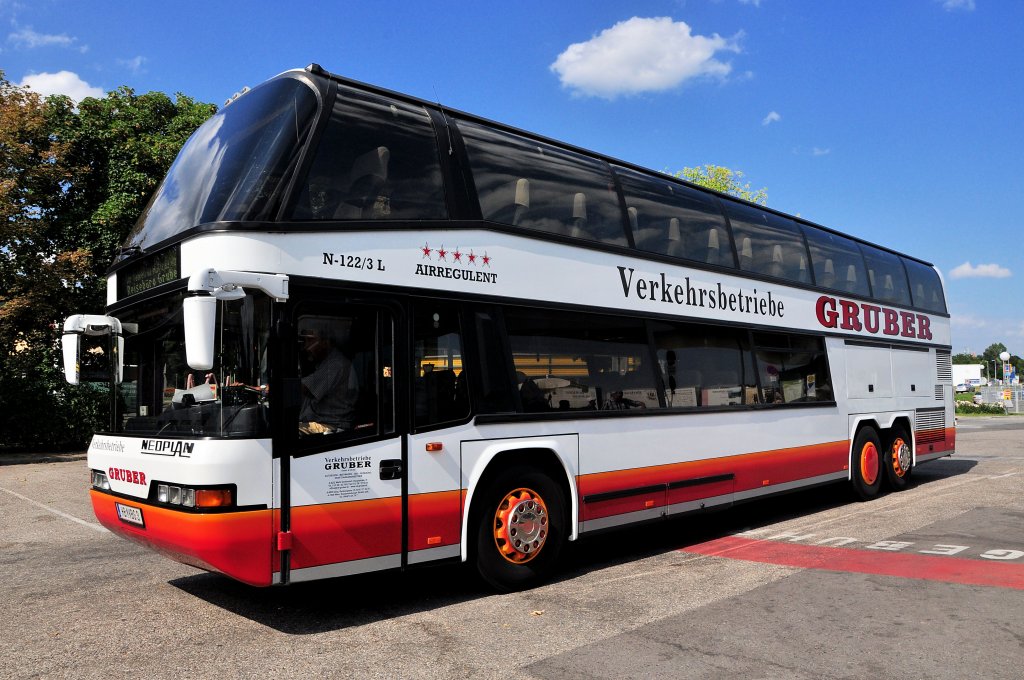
803 226 871 298
614 166 733 267
503 308 659 412
725 203 811 284
457 119 626 246
860 245 911 306
413 303 471 428
290 85 447 221
752 332 833 404
903 258 947 314
651 322 756 408
297 306 393 439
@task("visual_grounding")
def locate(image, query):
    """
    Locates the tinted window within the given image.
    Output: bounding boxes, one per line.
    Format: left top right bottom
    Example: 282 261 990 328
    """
296 305 394 439
412 303 470 427
860 245 911 306
752 333 832 404
802 226 871 297
129 78 318 249
290 86 446 221
651 323 756 408
725 203 811 284
504 309 659 412
457 119 626 245
903 258 947 314
614 167 733 267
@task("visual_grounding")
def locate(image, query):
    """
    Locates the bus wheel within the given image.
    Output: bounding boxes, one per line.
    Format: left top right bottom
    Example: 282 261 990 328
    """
474 467 565 592
883 428 913 491
851 427 883 501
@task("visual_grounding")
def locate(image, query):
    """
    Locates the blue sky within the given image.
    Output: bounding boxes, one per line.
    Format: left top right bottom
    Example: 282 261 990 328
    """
3 0 1020 357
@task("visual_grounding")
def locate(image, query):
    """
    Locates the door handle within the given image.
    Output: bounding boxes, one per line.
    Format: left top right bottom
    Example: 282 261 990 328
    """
379 459 403 480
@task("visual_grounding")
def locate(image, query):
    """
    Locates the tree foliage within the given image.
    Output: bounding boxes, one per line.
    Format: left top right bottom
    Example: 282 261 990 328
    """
0 71 215 449
675 164 768 205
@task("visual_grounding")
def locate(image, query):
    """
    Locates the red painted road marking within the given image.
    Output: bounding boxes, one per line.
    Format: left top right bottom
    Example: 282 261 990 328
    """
680 536 1024 591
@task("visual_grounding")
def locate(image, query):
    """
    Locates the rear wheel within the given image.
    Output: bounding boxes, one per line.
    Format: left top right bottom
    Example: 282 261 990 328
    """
473 466 566 592
883 428 913 490
851 427 883 501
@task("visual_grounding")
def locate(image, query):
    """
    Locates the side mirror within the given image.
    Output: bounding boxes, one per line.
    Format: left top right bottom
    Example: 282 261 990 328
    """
183 268 289 372
183 295 217 370
62 332 81 385
61 315 124 385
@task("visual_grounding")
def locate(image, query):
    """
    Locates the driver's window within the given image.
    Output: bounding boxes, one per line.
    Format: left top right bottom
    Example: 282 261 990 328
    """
296 305 393 439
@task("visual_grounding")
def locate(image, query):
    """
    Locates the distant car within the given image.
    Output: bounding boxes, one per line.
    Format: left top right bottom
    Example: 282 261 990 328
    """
973 393 984 404
955 383 968 393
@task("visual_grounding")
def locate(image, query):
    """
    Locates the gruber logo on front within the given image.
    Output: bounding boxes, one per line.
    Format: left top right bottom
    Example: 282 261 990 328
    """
815 295 932 340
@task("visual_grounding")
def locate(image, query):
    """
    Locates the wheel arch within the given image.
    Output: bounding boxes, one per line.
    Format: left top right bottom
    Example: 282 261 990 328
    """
460 436 579 562
847 412 915 476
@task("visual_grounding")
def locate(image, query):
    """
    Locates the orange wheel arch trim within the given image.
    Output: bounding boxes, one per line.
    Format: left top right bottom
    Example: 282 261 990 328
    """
859 441 879 486
492 487 549 564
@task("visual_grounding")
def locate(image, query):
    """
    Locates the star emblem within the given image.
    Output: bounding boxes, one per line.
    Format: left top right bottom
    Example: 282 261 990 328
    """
437 245 447 261
467 250 477 265
421 243 432 258
482 252 491 267
452 248 462 263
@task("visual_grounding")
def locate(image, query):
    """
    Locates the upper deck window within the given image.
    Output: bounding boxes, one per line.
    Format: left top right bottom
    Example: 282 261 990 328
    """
802 226 871 298
860 244 911 306
903 258 947 314
724 203 811 285
127 77 319 250
289 86 447 221
614 167 734 267
457 119 626 246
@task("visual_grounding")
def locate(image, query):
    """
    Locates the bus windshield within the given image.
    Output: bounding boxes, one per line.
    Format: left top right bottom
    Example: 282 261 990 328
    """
114 292 272 438
125 76 319 251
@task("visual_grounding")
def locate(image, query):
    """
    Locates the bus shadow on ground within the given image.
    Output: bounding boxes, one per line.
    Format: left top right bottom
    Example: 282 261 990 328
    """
170 457 976 634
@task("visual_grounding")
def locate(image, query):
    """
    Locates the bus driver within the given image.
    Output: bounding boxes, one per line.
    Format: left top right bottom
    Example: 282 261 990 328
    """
298 319 359 435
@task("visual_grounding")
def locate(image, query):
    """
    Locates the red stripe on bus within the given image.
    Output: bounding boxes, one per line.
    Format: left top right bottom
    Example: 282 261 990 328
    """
288 496 402 570
680 536 1024 590
578 440 849 520
91 490 274 586
408 490 462 551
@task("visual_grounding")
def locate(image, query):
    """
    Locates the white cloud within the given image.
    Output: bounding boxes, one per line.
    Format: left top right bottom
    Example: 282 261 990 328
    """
550 17 742 99
7 26 85 52
811 147 831 156
739 0 762 6
18 71 103 102
118 56 147 74
949 262 1012 279
762 110 781 125
938 0 976 11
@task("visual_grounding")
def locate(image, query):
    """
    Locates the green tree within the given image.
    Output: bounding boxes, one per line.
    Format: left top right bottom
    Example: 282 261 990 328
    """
675 164 768 205
952 353 980 365
0 72 215 448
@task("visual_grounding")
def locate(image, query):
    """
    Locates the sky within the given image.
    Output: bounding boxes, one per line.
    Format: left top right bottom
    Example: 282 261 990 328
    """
2 0 1021 357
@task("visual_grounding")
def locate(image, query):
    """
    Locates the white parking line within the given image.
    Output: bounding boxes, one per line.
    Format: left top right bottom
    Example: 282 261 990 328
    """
0 485 108 533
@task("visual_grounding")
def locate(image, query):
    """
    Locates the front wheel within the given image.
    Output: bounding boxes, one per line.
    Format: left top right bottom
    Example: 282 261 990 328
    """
473 467 566 592
883 428 913 491
851 427 883 501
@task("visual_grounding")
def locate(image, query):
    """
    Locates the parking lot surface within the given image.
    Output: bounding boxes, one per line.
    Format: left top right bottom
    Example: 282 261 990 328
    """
1 417 1021 679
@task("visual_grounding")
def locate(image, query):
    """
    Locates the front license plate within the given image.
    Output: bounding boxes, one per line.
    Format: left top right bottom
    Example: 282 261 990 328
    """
115 502 145 527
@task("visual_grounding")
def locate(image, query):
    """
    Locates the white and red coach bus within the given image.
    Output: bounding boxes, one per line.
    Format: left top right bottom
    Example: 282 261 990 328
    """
62 65 954 590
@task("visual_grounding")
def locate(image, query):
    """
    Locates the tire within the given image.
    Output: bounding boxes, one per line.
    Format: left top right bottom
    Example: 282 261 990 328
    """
473 466 566 592
850 427 883 501
883 427 913 491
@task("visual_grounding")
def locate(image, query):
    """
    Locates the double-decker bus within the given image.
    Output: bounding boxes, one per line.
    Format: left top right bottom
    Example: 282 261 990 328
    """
62 64 954 590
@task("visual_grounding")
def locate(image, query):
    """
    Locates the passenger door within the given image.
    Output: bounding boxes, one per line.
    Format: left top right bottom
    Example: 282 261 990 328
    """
280 293 404 583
